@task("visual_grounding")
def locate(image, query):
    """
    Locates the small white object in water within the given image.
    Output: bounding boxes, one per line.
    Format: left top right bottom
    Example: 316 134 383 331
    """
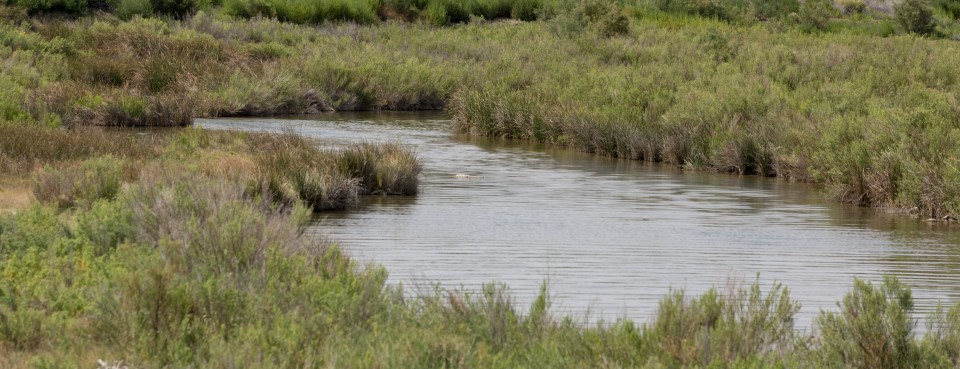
454 173 483 180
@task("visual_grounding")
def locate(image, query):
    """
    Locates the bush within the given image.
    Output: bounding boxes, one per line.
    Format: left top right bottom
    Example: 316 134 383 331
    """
895 0 936 35
839 0 866 15
0 4 28 21
423 0 449 25
934 0 960 20
798 0 836 31
815 276 920 368
112 0 152 19
125 165 312 277
923 303 960 366
751 0 800 20
561 0 629 37
32 155 124 209
223 0 379 24
645 280 799 365
511 0 540 21
7 0 88 14
0 76 29 124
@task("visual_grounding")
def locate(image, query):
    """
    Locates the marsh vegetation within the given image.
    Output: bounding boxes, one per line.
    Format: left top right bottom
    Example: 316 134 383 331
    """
2 0 960 366
2 0 959 217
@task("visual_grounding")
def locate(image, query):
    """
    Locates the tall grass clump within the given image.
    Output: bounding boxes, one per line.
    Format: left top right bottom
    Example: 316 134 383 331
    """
797 0 836 32
0 125 175 182
339 142 421 195
243 132 421 210
248 132 361 210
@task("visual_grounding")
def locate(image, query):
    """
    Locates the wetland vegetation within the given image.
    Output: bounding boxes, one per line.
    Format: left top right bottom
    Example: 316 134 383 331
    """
1 0 959 217
2 0 960 366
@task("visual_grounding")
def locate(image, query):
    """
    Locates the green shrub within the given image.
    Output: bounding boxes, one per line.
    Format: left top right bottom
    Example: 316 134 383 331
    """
751 0 800 20
223 0 379 24
560 0 629 36
923 302 960 366
74 199 134 255
0 76 30 124
511 0 540 21
315 0 379 23
798 0 836 31
32 155 124 209
934 0 960 20
815 276 920 368
380 0 427 20
0 204 99 354
654 0 731 19
423 0 449 25
221 0 276 19
7 0 88 14
895 0 936 35
839 0 866 15
0 4 28 21
112 0 152 19
645 280 799 366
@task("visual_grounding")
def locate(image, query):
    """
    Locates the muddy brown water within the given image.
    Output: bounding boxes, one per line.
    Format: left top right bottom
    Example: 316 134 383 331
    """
196 112 960 328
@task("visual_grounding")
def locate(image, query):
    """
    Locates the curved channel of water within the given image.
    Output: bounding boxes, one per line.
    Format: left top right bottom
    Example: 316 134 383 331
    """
197 112 960 328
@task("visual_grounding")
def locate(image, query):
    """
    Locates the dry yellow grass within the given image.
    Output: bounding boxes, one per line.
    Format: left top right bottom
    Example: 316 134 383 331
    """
0 182 32 213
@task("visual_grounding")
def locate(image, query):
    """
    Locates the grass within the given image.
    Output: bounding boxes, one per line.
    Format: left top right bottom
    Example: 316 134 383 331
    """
0 125 422 212
248 131 422 210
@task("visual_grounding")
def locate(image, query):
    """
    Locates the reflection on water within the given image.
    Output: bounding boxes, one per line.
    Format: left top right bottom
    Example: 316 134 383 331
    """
196 113 960 328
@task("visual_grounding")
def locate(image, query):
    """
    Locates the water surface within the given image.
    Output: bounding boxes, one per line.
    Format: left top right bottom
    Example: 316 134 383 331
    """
197 113 960 328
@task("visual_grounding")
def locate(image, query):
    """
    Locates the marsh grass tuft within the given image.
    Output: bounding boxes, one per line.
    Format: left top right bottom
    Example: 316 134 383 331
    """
249 131 361 210
249 132 421 210
0 125 164 176
340 142 422 195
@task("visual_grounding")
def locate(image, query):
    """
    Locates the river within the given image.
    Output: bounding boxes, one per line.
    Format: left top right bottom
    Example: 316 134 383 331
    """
196 112 960 328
